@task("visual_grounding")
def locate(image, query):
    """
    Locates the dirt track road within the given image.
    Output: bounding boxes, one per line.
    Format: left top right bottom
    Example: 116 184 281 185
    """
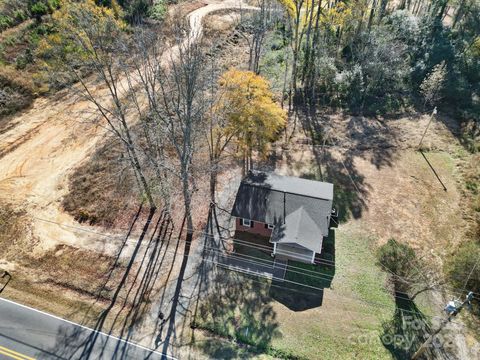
0 0 255 258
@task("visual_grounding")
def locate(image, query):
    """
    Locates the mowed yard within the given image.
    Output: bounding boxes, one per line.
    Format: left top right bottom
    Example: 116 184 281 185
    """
192 113 473 359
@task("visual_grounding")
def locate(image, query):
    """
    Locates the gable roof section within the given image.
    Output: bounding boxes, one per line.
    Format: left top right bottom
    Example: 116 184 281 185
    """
231 171 333 253
241 171 333 200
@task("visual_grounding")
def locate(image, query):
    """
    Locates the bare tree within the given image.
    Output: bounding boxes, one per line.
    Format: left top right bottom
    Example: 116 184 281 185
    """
42 2 157 208
238 0 279 74
134 26 210 242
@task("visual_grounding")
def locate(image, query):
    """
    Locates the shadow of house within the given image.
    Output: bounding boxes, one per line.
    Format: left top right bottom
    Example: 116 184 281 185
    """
270 229 335 311
191 208 282 358
227 171 337 312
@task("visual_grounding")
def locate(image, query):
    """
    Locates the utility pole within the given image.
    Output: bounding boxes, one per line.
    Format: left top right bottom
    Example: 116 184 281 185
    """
411 291 474 360
418 107 437 150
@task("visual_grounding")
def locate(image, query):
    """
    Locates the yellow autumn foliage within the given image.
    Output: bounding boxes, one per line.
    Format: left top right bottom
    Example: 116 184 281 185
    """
277 0 297 18
216 69 287 156
37 0 126 68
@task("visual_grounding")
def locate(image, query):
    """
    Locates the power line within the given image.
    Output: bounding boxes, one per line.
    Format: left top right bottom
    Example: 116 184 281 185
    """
200 242 473 307
32 215 480 299
14 215 471 327
193 223 480 297
206 257 469 327
203 245 335 282
202 245 478 309
205 266 431 323
31 215 453 307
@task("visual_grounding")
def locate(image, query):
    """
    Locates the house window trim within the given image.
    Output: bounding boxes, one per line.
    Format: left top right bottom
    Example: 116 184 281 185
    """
265 223 274 230
241 218 253 227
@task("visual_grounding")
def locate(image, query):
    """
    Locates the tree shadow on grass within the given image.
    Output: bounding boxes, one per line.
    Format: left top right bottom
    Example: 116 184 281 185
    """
296 137 369 223
298 104 412 222
193 269 281 358
194 338 257 360
381 292 431 360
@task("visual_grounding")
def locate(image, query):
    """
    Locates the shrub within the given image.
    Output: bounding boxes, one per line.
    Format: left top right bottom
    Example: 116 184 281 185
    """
0 15 13 31
445 240 480 306
0 0 29 30
122 0 149 24
29 2 49 19
376 238 438 300
28 0 60 22
377 239 416 282
148 0 166 20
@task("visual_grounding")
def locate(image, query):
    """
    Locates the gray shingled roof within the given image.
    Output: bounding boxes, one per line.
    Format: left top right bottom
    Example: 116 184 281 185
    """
231 171 334 254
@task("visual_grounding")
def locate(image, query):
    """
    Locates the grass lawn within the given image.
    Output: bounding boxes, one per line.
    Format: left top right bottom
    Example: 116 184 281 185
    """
193 123 463 359
267 225 397 359
194 225 399 359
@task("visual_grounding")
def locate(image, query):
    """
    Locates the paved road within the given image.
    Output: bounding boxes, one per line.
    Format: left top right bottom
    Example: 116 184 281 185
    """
0 297 174 360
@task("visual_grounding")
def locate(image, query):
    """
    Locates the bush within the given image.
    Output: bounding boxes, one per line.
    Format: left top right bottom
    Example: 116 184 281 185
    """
0 14 13 30
148 0 166 20
29 2 49 19
376 238 429 297
122 0 149 24
445 240 480 305
0 0 29 30
377 239 415 277
335 64 364 112
28 0 60 22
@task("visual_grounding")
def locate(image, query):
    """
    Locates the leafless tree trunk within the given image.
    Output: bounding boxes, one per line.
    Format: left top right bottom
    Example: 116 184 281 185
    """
59 13 157 209
137 29 209 241
290 0 305 106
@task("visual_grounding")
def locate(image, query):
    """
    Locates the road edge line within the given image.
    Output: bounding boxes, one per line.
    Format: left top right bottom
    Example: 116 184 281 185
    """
0 297 176 359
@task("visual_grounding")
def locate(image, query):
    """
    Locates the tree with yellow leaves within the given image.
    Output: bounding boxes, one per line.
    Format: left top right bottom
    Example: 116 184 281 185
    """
213 69 286 179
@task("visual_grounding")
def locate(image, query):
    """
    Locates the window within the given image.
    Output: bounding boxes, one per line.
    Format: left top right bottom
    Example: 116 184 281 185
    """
264 223 274 230
241 218 253 227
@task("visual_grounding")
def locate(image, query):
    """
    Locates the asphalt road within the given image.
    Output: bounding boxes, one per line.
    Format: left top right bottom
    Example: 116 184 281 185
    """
0 297 174 360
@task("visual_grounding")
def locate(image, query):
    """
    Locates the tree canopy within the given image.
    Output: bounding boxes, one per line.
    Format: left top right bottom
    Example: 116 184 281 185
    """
216 69 287 162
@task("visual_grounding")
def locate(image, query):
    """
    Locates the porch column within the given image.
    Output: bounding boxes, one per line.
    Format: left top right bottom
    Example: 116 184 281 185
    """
273 242 277 256
311 251 315 264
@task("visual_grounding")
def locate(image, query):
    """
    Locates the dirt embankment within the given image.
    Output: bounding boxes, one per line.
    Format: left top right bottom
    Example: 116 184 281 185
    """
0 0 256 334
0 0 253 253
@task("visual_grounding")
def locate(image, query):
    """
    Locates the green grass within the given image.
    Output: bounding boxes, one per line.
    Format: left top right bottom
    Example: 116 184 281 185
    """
266 226 396 359
195 225 398 359
285 260 334 288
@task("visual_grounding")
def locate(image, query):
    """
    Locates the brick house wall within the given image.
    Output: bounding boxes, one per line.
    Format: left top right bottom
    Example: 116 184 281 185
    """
235 217 273 238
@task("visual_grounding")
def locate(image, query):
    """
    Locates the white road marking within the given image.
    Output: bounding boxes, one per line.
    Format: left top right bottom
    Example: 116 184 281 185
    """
0 297 176 359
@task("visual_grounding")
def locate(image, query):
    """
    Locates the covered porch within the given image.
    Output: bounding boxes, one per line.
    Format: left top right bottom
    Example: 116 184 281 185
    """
273 243 316 264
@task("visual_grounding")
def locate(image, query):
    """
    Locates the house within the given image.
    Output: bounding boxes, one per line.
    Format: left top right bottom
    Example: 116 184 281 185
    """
231 170 336 264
